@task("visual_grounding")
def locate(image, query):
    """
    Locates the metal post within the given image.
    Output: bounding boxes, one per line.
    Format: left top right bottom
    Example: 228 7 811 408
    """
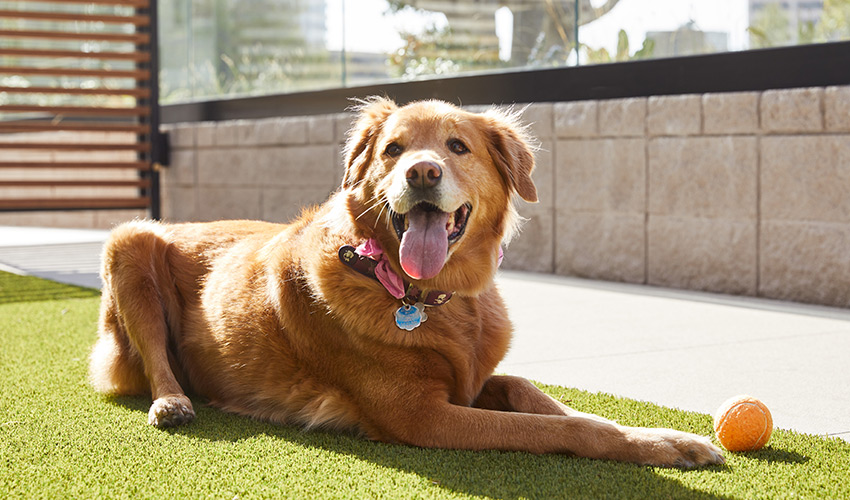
139 0 162 220
341 0 347 86
574 0 580 66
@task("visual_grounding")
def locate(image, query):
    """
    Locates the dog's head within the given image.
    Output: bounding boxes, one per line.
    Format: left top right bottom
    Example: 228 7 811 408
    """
341 97 537 293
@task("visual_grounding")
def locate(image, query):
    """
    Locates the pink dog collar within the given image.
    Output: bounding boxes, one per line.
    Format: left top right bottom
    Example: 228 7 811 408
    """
337 240 454 307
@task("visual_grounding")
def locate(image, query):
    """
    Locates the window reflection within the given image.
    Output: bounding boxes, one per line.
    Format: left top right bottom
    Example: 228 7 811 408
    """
2 0 845 105
157 0 848 103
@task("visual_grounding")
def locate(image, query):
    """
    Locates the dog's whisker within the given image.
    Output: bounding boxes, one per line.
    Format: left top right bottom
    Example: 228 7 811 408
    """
355 197 386 221
376 194 391 218
372 208 383 230
354 197 380 218
374 201 391 230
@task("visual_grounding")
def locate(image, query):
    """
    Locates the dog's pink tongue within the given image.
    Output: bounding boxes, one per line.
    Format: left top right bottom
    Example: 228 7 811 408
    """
399 208 450 280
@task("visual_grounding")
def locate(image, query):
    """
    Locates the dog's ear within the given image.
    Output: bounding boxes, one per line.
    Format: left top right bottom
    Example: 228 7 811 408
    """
342 97 398 188
482 109 538 203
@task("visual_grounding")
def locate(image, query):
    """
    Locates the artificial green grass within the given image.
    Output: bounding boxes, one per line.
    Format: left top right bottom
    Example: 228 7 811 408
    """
1 271 849 499
0 270 100 304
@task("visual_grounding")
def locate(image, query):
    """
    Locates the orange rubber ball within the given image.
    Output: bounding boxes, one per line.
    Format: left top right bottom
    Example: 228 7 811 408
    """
713 395 773 451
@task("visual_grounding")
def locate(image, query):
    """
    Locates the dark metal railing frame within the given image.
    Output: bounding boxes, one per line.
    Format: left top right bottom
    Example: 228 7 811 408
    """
139 0 162 220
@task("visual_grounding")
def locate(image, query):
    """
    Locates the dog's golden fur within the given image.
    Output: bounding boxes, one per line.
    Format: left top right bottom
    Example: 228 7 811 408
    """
90 98 723 468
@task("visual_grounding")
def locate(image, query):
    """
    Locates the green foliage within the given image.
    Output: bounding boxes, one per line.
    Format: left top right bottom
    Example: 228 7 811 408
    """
817 0 850 41
583 29 655 64
749 3 792 48
750 0 850 48
2 273 849 499
388 24 466 80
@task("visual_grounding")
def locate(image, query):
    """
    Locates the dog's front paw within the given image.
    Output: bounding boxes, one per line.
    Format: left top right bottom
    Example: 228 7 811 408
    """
631 428 725 469
148 394 195 428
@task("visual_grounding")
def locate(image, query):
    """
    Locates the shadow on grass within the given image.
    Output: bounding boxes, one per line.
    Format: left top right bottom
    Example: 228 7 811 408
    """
734 446 809 464
110 395 732 500
109 395 151 413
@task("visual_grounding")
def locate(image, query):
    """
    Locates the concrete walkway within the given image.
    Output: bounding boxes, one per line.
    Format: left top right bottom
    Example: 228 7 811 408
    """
0 226 108 289
1 225 847 442
497 273 850 442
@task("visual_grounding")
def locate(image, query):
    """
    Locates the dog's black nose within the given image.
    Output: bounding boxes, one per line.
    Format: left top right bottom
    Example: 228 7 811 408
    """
406 161 442 189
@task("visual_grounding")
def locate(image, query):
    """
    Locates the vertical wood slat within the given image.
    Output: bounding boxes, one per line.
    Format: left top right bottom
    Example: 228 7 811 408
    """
0 0 158 215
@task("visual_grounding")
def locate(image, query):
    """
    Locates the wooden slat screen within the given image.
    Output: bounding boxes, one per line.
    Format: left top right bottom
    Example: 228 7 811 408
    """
0 0 160 216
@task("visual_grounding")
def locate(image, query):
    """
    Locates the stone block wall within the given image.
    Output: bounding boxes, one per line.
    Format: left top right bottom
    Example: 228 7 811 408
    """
155 84 850 307
514 86 850 307
161 114 348 224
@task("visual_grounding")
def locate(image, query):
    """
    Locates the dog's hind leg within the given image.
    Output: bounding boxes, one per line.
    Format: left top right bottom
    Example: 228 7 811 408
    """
90 290 149 396
473 375 614 424
94 222 194 428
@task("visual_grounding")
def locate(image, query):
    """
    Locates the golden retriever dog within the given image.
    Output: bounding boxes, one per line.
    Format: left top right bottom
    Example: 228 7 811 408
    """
90 97 724 468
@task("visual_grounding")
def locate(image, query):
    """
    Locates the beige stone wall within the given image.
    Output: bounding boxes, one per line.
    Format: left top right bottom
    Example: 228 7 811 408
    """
161 113 349 224
158 84 850 307
513 86 850 307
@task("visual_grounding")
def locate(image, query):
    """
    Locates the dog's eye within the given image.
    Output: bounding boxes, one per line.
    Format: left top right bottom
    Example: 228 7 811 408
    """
385 142 403 158
448 139 469 155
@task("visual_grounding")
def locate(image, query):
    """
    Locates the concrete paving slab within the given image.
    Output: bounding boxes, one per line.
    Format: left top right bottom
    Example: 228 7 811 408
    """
0 225 109 247
496 271 850 441
0 242 104 289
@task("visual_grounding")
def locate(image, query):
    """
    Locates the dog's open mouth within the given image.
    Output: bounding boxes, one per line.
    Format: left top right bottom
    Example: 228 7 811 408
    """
391 202 471 280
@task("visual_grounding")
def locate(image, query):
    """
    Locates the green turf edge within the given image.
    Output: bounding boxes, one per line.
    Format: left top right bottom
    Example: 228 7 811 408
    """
0 270 100 304
1 295 849 500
